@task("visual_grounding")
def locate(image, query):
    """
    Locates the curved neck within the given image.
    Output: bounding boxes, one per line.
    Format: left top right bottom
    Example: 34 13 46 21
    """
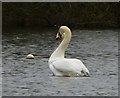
50 29 71 60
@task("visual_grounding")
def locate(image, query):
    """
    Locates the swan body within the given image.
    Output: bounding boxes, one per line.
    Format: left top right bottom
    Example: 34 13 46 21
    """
49 26 90 77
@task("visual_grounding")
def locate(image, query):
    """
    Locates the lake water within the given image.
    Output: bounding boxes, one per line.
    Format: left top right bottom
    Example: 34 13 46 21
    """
2 28 118 96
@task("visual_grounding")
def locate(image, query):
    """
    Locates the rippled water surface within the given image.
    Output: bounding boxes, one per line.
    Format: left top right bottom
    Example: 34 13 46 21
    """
2 28 118 96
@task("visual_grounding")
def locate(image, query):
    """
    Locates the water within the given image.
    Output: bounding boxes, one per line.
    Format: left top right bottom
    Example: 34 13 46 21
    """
2 28 118 96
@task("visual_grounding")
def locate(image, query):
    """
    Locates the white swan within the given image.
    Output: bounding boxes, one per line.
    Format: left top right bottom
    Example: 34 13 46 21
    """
49 26 90 77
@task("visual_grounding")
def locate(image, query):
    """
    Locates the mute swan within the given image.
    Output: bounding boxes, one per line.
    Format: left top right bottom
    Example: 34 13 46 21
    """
49 26 90 77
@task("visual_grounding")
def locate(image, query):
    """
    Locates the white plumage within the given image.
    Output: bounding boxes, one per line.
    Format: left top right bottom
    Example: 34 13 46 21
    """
49 26 90 77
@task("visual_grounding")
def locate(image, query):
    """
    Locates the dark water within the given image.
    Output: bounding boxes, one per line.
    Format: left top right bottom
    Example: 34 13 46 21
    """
2 28 118 96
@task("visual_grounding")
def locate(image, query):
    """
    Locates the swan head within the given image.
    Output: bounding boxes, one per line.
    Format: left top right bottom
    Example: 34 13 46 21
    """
56 26 71 43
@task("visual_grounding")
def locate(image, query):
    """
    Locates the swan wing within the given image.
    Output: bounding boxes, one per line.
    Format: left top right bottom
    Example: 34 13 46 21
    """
52 58 88 74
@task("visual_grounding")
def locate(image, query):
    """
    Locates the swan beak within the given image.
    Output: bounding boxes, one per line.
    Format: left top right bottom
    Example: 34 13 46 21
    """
56 32 62 44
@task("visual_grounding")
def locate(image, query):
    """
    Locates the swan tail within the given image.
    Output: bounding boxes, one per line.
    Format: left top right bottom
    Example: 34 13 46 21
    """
81 68 90 77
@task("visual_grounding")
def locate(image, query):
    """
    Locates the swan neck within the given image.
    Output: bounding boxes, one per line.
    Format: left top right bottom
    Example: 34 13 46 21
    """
50 29 71 60
60 30 71 47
